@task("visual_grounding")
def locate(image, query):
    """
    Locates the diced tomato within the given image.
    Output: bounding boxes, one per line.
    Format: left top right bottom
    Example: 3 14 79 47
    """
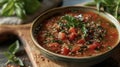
77 39 85 44
69 32 77 40
48 43 60 51
88 44 97 50
69 27 76 33
83 12 98 22
58 32 66 40
83 14 91 22
94 42 101 47
61 47 70 55
88 42 100 50
71 45 80 52
92 14 98 21
49 42 59 47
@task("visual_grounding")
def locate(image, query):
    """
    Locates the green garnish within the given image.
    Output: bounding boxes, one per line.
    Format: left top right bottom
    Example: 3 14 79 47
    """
85 0 120 20
0 0 41 19
4 40 24 66
68 45 73 50
81 24 87 37
60 15 87 37
62 15 81 28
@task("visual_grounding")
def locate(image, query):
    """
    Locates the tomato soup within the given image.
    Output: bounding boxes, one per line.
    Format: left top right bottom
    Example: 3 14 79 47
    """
36 10 119 57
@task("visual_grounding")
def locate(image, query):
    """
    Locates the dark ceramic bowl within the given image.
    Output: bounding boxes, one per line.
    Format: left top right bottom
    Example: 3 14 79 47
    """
31 6 120 67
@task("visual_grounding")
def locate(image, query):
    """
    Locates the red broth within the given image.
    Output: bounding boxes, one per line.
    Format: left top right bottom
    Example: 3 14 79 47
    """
36 10 118 57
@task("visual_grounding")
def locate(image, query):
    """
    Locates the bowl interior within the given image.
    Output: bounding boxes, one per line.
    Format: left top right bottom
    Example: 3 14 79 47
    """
31 6 120 59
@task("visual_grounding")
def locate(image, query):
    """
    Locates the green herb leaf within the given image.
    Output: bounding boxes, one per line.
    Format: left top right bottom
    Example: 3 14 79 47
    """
1 0 15 16
60 15 87 37
0 0 7 7
15 58 24 66
8 40 19 55
85 0 120 20
4 40 24 66
94 0 102 11
62 15 80 28
4 52 14 62
23 0 41 14
81 24 87 37
0 0 41 19
15 2 26 19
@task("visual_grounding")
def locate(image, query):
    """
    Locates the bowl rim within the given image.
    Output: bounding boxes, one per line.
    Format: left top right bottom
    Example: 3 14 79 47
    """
31 6 120 59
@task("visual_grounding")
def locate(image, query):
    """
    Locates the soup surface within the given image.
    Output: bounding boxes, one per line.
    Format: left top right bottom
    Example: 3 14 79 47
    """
36 9 118 57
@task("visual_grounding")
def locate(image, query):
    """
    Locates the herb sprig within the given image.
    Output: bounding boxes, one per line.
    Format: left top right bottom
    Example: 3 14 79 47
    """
0 0 41 19
85 0 120 20
62 15 81 28
4 40 24 66
60 15 87 37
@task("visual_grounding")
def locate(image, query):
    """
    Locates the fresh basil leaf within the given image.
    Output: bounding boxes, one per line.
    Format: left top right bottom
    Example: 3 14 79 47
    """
1 0 15 16
0 0 41 19
87 0 120 20
4 40 24 66
23 0 41 14
4 52 14 60
15 2 26 19
0 0 7 3
8 40 20 55
114 4 119 18
6 6 15 16
101 0 117 5
0 0 7 7
94 0 102 11
15 58 24 66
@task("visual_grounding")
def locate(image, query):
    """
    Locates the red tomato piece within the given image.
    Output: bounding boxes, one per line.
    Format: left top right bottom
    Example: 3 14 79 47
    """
61 47 70 55
77 39 85 44
48 43 60 51
88 44 97 50
49 42 59 47
72 45 80 52
83 14 91 22
88 42 100 50
58 32 66 40
69 27 76 33
94 42 101 47
92 14 98 21
69 33 77 40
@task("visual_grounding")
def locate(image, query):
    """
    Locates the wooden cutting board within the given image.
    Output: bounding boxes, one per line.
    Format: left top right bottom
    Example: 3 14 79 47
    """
0 0 120 67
